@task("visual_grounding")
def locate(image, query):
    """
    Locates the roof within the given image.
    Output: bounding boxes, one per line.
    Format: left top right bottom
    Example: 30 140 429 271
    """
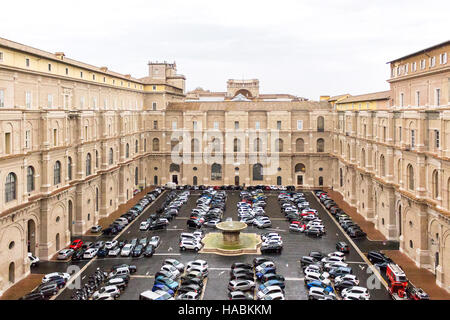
338 90 390 104
387 40 450 64
328 94 350 102
0 37 142 83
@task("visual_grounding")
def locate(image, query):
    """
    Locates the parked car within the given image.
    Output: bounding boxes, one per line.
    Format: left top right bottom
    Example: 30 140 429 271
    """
57 249 74 260
228 291 253 300
228 279 255 292
121 244 134 257
28 253 40 267
92 285 120 300
336 241 350 253
91 225 102 233
144 244 155 257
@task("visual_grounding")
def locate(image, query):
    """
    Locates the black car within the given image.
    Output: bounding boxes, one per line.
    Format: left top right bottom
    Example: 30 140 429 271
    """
187 219 203 229
253 257 273 267
309 251 324 260
304 228 323 237
36 282 60 298
97 247 108 258
131 245 144 257
103 227 118 236
71 249 85 261
300 256 320 268
178 284 202 294
261 273 285 283
20 292 45 300
230 268 253 277
336 242 350 253
334 280 356 293
144 244 155 257
82 242 94 250
348 229 366 238
230 273 254 281
367 251 392 264
231 262 253 270
261 243 283 253
181 277 204 288
149 220 167 230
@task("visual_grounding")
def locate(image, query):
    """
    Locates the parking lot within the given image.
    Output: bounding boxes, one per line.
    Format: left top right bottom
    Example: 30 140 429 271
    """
31 188 392 300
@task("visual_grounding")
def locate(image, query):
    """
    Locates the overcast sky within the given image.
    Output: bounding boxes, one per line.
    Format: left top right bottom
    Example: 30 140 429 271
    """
1 0 449 100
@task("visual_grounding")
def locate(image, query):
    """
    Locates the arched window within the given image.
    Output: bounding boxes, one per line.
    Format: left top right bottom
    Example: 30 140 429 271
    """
275 139 283 152
211 163 222 180
253 163 263 181
27 166 35 193
153 138 160 151
277 176 282 185
254 138 262 152
8 262 15 283
380 155 385 177
233 138 241 152
316 138 325 152
295 138 304 152
86 153 92 176
211 138 220 155
295 163 306 173
317 116 324 132
432 170 439 199
318 176 324 186
109 148 114 165
361 149 366 167
54 161 61 185
135 140 138 153
191 138 199 153
5 172 17 202
125 143 130 158
135 167 139 185
407 164 414 190
67 157 72 180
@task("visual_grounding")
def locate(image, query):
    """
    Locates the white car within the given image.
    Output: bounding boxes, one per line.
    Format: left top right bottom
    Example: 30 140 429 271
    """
228 279 255 292
327 251 346 260
108 247 121 256
187 260 208 272
91 225 102 233
176 292 199 300
256 261 275 273
93 285 120 300
42 272 70 283
105 240 118 250
308 287 336 300
163 259 185 272
83 248 98 259
261 291 285 300
28 253 40 267
335 274 359 285
304 272 331 285
254 219 272 229
325 261 349 270
261 233 280 241
57 249 74 260
140 221 150 231
180 239 202 252
289 224 304 232
343 292 367 300
140 290 174 300
121 244 134 257
257 285 284 299
303 264 322 274
148 236 161 247
341 286 370 300
321 256 344 263
161 265 181 278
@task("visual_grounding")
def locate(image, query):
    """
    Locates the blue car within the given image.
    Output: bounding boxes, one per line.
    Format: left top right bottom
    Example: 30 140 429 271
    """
155 276 179 290
152 283 174 296
256 267 276 279
306 280 334 293
259 279 285 290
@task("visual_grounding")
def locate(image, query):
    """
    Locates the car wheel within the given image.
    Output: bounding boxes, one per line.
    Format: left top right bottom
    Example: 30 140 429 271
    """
195 248 199 252
181 247 186 251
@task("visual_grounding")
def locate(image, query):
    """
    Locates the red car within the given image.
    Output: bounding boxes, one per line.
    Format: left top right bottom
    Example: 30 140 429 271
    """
70 239 83 250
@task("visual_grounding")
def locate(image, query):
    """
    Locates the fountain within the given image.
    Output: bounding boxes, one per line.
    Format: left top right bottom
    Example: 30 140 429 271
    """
200 219 262 256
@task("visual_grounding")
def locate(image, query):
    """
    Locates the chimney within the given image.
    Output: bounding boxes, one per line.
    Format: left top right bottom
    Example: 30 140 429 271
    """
100 66 108 72
55 52 65 60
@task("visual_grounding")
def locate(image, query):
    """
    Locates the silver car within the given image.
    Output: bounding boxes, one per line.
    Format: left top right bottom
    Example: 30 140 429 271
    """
228 279 255 292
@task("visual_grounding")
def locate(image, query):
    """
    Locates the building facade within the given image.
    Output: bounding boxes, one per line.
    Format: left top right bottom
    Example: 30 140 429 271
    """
0 37 449 295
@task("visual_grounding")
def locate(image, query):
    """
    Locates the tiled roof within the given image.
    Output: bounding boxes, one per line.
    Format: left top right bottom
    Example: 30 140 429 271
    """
338 90 391 103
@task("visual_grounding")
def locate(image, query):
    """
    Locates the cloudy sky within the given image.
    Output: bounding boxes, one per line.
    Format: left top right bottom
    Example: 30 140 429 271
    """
1 0 449 100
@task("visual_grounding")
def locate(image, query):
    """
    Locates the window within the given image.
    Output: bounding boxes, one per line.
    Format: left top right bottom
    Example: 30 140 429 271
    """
25 130 31 149
440 52 448 64
415 91 420 106
317 116 324 132
316 138 325 152
254 138 262 152
86 153 92 176
135 167 139 185
54 161 61 185
135 140 139 153
80 96 85 109
211 163 222 180
435 88 441 106
92 74 96 80
297 120 303 130
92 97 97 109
144 139 147 152
295 138 304 152
407 164 414 190
5 132 11 154
27 166 35 193
126 143 130 158
277 121 281 130
25 91 32 108
435 130 440 149
411 130 415 149
109 148 114 164
152 85 156 91
5 172 17 202
193 121 198 130
412 61 417 72
172 121 177 130
0 52 3 62
65 68 69 75
53 129 57 147
68 157 72 180
0 89 4 107
399 93 404 107
153 138 160 151
47 94 53 108
233 138 241 152
404 63 408 74
380 155 386 177
275 138 283 152
191 138 200 152
255 121 260 130
432 170 439 199
214 121 219 130
95 150 99 168
430 56 436 67
420 59 426 69
152 102 157 110
80 71 83 78
48 64 52 72
153 121 158 129
252 163 263 181
234 121 239 130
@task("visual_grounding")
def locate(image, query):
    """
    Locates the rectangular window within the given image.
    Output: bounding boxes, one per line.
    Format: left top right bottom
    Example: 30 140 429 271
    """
152 85 156 91
193 121 197 130
104 99 108 108
411 130 415 149
255 121 260 130
277 121 282 130
440 52 448 64
153 121 158 129
436 88 441 106
80 71 83 78
435 130 440 148
412 61 417 72
234 121 239 130
103 77 106 83
399 127 402 142
0 52 3 62
65 67 69 75
92 74 96 80
430 56 436 67
297 120 303 130
415 91 420 106
48 64 52 71
420 59 426 69
5 132 11 154
80 96 85 108
400 93 404 107
0 89 4 107
47 94 53 108
152 102 157 110
92 97 97 109
25 58 30 67
213 121 219 130
404 63 408 74
53 129 57 147
172 121 177 130
63 95 69 109
25 130 31 149
25 91 32 108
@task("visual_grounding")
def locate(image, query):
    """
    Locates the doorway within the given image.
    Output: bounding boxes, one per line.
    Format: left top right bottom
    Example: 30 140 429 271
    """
297 175 303 185
9 262 15 283
172 175 178 184
277 176 282 186
193 176 198 186
27 219 36 254
154 175 158 185
55 233 60 251
235 176 240 186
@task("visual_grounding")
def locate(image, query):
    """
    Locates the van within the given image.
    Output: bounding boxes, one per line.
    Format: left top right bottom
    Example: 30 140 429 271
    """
108 266 130 279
